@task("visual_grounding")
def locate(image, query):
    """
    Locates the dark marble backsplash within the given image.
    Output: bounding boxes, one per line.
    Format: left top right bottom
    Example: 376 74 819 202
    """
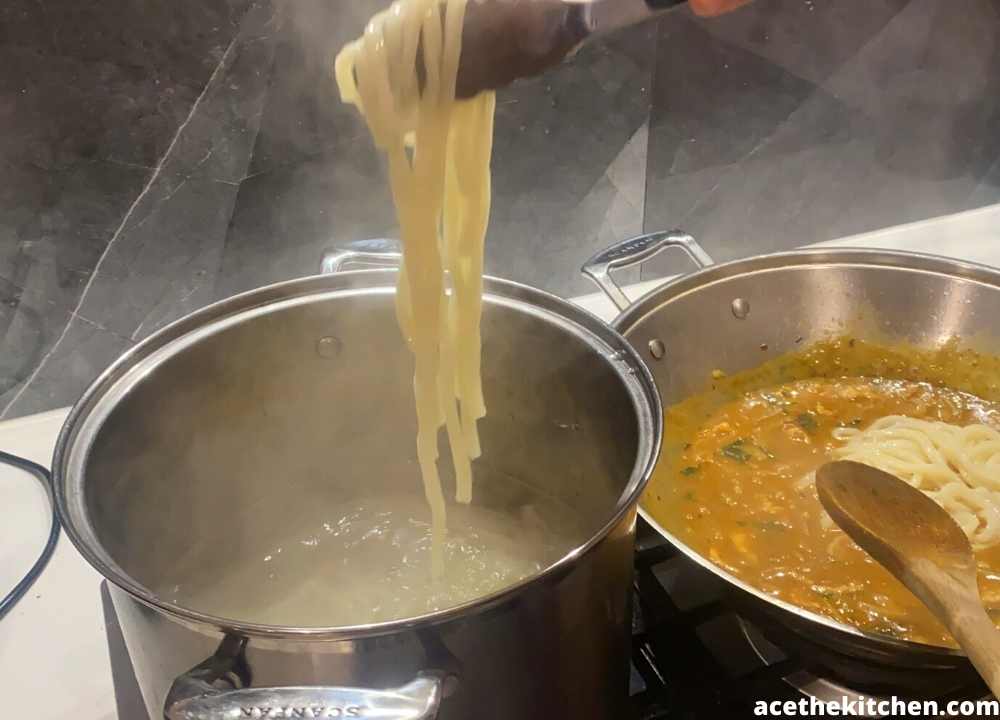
1 0 999 418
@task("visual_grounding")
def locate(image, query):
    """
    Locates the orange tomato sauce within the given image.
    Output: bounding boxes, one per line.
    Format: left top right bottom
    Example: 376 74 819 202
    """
645 337 1000 646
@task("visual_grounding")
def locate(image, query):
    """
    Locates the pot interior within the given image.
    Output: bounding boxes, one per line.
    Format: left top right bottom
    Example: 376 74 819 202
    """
63 276 657 629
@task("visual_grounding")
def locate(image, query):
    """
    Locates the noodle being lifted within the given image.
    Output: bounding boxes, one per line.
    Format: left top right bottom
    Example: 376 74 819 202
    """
334 0 496 575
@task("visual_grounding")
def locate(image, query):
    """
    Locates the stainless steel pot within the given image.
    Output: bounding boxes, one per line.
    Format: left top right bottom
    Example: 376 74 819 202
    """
583 230 1000 672
53 247 662 720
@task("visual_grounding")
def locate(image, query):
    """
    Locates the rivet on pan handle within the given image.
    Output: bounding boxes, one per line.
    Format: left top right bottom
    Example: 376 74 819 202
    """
321 238 402 274
580 230 713 312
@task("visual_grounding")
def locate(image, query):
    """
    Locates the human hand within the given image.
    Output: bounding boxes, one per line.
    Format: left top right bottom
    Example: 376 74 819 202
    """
688 0 751 16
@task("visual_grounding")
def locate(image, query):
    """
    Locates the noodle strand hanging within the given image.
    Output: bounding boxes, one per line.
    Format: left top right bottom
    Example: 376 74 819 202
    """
335 0 495 576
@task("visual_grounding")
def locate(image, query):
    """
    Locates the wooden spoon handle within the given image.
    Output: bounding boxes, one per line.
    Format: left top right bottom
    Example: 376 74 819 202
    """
945 601 1000 698
920 569 1000 697
901 565 1000 697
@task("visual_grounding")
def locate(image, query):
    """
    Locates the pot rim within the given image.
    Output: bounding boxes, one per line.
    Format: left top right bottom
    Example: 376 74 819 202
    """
53 269 662 640
617 246 1000 662
616 245 1000 333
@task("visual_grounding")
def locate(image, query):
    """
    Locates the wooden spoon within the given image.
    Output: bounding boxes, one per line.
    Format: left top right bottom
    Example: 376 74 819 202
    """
816 460 1000 696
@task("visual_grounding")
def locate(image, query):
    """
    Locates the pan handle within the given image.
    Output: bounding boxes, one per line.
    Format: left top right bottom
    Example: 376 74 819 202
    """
167 677 442 720
580 230 713 312
164 636 443 720
321 238 402 274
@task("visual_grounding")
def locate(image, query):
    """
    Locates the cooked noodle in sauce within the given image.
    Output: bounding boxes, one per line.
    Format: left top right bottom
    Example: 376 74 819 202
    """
833 416 1000 549
650 338 1000 646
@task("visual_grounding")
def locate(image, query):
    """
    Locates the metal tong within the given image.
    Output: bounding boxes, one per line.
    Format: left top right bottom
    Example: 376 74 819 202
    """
348 0 687 99
453 0 686 97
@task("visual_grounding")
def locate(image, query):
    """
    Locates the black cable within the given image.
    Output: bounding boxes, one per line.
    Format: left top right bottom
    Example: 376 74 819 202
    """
0 449 60 620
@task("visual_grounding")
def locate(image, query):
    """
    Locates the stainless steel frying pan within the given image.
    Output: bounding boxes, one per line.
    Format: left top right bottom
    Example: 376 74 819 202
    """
583 230 1000 671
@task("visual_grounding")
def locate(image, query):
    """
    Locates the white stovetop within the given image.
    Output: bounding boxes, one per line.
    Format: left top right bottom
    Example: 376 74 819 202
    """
4 203 1000 719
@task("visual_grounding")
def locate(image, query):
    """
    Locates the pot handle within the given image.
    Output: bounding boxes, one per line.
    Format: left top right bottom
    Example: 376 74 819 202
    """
167 677 442 720
580 230 713 312
164 635 443 720
321 238 402 274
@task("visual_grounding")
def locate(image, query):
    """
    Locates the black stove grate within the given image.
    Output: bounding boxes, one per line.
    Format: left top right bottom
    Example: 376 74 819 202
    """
627 522 989 719
630 536 802 719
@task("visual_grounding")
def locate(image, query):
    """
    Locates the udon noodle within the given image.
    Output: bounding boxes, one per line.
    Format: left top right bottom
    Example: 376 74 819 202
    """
833 416 1000 549
335 0 496 575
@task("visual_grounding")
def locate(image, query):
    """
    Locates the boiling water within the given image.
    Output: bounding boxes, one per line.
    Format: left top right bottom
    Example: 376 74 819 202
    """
164 494 580 626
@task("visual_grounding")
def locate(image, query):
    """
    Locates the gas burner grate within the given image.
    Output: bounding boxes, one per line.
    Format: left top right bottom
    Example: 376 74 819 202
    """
629 537 801 719
627 522 988 719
